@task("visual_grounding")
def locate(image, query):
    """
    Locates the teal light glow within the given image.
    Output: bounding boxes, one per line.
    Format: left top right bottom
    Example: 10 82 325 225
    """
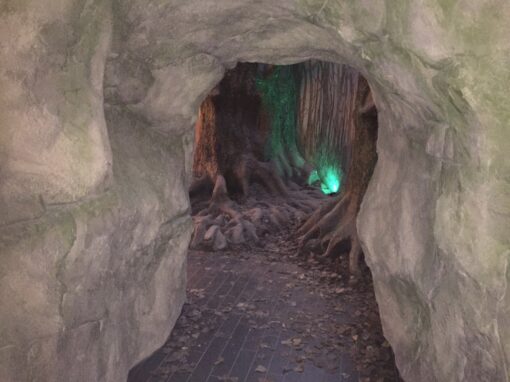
321 166 341 194
308 167 342 195
307 169 320 185
255 66 302 175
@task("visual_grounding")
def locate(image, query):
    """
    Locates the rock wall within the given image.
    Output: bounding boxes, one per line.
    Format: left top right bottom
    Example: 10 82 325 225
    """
0 1 195 381
0 0 509 381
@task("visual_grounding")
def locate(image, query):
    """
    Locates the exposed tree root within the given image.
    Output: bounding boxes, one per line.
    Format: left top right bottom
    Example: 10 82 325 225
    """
190 171 324 252
298 191 362 276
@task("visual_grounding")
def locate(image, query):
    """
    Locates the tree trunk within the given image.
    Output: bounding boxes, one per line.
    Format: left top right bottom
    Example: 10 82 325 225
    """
190 63 314 250
298 65 378 277
191 63 287 204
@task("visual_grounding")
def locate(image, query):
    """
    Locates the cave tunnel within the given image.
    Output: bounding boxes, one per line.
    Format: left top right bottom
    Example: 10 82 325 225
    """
1 1 509 382
128 60 388 382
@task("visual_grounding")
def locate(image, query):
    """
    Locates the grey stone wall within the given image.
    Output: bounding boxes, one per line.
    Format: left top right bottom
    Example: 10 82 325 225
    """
0 0 509 381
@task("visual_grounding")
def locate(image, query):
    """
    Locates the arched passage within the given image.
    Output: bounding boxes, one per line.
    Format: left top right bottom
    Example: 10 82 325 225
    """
0 1 508 382
127 59 392 381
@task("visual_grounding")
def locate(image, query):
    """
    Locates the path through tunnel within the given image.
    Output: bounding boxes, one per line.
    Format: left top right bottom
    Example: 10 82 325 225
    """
128 61 399 382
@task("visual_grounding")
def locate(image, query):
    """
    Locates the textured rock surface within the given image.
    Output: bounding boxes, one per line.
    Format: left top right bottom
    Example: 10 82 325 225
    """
1 1 509 381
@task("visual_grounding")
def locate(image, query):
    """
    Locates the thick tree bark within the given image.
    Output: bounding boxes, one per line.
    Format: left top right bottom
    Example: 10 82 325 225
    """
190 63 321 251
191 63 286 203
298 61 358 172
298 67 378 277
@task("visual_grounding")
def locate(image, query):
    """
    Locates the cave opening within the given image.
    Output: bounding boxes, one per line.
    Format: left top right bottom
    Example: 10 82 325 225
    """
188 60 378 274
129 60 400 382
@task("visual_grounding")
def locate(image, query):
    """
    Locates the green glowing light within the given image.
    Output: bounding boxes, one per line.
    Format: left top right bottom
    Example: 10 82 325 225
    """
321 166 341 194
307 169 320 185
308 167 342 195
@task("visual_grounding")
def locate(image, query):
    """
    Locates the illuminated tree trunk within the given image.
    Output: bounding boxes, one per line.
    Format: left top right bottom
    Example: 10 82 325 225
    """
297 65 378 277
298 61 357 178
189 63 320 250
256 65 308 181
190 63 287 206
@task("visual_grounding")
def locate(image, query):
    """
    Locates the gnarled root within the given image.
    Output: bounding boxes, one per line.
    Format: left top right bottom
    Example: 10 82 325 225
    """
190 168 324 252
190 172 290 251
298 192 362 276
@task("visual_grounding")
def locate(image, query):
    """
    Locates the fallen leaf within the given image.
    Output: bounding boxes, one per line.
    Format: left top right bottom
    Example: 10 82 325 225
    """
292 338 302 346
255 365 267 373
214 357 224 366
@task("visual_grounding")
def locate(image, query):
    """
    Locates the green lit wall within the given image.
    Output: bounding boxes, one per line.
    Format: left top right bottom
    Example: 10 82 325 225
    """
256 63 344 195
256 65 305 178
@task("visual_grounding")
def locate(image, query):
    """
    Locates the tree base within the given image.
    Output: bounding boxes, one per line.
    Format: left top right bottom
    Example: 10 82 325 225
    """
298 191 363 276
189 174 325 252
